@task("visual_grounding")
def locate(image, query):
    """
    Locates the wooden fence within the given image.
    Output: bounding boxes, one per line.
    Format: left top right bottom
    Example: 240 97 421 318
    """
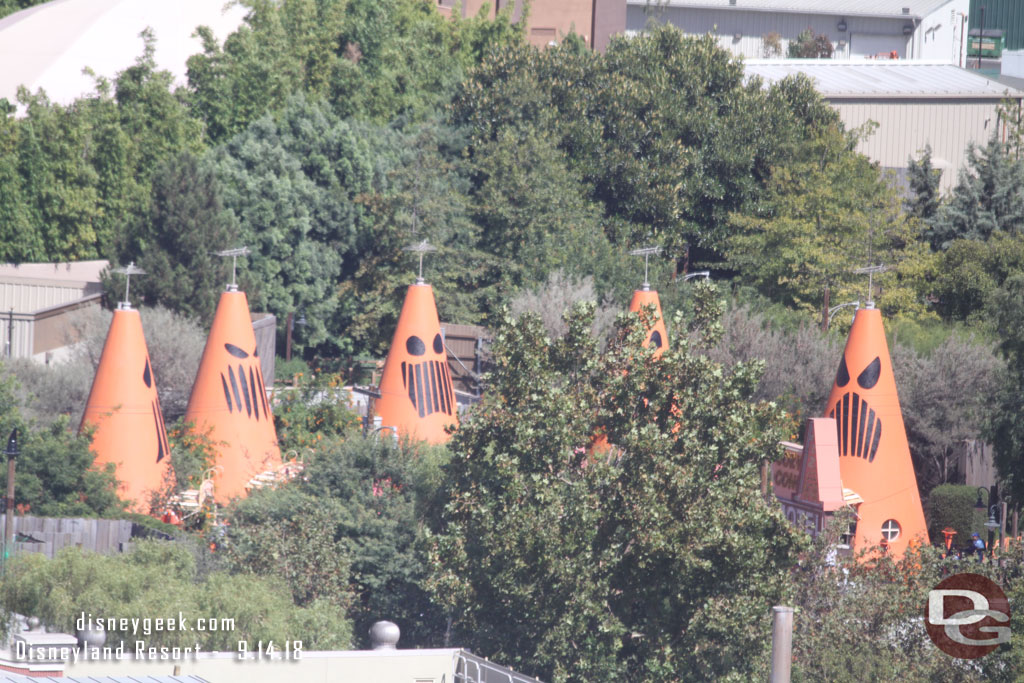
0 516 137 559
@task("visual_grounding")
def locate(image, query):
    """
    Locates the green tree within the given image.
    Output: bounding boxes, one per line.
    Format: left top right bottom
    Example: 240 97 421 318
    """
0 540 352 649
106 151 237 321
453 26 809 260
906 144 943 224
990 273 1024 506
210 94 377 353
929 135 1024 250
789 512 1010 682
727 121 918 316
786 29 834 58
429 292 806 681
225 434 450 648
185 0 523 143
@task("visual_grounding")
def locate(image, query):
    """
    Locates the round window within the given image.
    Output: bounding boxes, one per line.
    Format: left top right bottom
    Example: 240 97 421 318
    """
881 519 901 542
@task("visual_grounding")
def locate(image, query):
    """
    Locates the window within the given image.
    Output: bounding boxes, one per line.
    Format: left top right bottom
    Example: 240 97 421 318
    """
839 521 857 547
881 519 901 542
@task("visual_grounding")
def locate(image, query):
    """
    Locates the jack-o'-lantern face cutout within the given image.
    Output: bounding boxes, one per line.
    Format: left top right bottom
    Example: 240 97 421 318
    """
829 354 883 461
143 356 170 463
218 342 271 422
400 333 455 417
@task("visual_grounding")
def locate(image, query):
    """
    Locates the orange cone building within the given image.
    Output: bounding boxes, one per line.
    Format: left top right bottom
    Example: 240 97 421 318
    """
823 305 928 558
81 305 171 512
628 287 669 358
376 282 458 443
184 287 280 504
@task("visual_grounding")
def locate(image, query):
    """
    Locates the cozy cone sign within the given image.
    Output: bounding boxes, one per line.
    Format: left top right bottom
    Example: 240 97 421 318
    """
823 305 928 557
81 306 171 511
184 288 281 503
376 282 458 443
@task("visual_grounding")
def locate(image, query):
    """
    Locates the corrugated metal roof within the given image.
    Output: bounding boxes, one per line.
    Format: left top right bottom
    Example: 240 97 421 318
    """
744 60 1024 98
625 0 955 20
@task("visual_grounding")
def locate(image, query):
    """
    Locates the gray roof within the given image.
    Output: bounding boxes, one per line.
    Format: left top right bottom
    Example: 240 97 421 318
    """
0 676 209 683
625 0 955 20
744 60 1024 99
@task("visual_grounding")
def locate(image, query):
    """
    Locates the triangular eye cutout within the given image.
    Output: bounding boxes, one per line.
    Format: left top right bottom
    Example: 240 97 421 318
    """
857 356 881 389
835 356 850 387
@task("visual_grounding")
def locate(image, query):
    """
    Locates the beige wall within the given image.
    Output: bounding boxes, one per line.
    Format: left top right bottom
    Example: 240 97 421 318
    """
831 98 1014 193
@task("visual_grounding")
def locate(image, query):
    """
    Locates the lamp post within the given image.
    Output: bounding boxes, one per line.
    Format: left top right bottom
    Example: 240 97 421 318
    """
3 428 18 573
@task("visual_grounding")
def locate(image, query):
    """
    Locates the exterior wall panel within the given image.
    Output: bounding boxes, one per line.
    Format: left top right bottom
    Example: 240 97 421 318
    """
627 3 968 60
831 98 1003 192
628 6 909 58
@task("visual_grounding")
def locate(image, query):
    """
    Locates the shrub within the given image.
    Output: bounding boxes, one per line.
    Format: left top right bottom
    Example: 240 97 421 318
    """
926 484 987 549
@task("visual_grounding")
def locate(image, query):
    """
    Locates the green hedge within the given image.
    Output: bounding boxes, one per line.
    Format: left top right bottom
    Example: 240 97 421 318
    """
927 484 988 549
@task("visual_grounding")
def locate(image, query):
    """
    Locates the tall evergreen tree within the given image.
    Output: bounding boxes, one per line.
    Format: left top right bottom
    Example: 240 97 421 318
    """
113 151 238 322
906 144 942 224
929 135 1024 250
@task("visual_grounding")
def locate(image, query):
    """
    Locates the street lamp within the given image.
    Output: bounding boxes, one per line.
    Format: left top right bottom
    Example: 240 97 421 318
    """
3 428 18 571
985 505 1001 531
975 486 989 510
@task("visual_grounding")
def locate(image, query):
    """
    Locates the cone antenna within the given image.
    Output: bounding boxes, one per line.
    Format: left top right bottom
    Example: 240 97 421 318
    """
112 262 146 310
404 240 436 285
852 264 888 309
629 246 661 292
216 247 250 292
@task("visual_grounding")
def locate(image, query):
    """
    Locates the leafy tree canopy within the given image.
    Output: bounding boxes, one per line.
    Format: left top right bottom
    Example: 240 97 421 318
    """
429 288 806 681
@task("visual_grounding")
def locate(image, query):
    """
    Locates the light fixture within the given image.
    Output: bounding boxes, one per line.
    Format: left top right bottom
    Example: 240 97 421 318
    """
733 32 742 42
903 24 914 35
985 506 1000 530
837 19 847 32
974 487 987 510
838 39 847 48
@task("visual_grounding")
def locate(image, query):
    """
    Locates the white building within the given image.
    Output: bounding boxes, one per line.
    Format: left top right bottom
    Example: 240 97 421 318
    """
745 60 1024 192
628 0 970 64
0 0 246 108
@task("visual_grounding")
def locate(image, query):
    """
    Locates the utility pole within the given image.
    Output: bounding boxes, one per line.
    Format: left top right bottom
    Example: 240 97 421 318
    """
771 606 794 682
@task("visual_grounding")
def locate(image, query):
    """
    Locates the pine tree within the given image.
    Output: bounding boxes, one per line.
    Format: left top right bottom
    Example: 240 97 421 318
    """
905 144 941 224
929 135 1024 249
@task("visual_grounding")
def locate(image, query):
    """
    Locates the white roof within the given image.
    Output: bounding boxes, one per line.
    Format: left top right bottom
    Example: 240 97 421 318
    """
625 0 954 19
0 0 246 107
745 60 1024 99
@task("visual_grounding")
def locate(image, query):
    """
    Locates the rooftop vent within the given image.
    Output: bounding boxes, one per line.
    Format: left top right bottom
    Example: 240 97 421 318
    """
370 621 400 650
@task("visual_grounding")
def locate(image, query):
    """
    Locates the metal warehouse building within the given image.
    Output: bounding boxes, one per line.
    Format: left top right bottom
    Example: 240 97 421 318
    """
745 60 1024 192
629 0 970 63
